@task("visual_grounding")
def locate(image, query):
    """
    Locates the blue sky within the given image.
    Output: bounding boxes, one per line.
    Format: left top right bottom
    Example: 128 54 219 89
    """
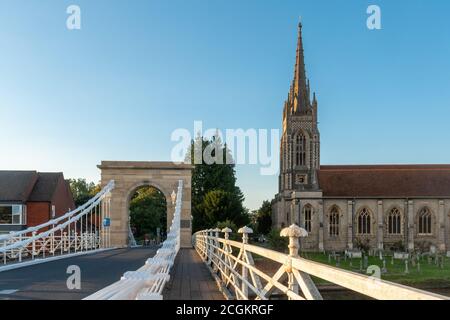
0 0 449 210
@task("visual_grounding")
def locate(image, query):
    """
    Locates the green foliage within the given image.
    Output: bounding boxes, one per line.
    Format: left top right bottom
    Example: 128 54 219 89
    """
388 241 406 252
188 135 249 232
129 187 167 240
201 190 248 227
255 200 272 235
68 178 99 207
267 228 288 252
216 219 238 232
355 237 371 253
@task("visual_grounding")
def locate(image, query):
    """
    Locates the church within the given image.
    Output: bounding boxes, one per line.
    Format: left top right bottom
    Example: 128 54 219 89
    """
271 23 450 253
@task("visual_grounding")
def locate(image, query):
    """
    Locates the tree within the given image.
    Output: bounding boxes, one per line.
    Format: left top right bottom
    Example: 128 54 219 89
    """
202 190 248 228
187 134 249 231
129 187 167 240
267 228 288 252
68 178 98 207
255 200 272 235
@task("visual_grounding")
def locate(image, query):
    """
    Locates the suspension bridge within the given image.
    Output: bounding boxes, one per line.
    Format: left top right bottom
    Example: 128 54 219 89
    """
0 161 449 300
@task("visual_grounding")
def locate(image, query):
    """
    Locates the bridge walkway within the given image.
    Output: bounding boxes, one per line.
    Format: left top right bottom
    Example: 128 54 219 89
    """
163 248 224 300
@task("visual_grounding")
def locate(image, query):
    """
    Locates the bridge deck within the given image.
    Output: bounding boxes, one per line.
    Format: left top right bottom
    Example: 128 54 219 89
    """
164 248 224 300
0 247 157 300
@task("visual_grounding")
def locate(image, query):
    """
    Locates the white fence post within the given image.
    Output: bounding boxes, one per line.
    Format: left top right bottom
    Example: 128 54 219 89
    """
31 231 36 260
238 226 253 299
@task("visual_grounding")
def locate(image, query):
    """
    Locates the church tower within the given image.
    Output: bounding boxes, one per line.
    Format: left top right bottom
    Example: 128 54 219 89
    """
279 22 320 194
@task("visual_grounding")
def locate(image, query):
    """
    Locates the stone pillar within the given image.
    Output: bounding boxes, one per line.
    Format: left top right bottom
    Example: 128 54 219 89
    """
408 200 414 251
280 198 286 228
438 200 446 252
180 180 193 248
377 200 384 250
347 200 353 250
288 196 299 225
404 200 408 249
318 200 324 252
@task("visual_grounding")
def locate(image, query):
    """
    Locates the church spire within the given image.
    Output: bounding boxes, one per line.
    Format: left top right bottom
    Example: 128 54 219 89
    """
293 21 309 113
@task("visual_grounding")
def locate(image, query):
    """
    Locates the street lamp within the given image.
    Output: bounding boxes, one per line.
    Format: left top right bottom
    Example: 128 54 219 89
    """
171 190 177 205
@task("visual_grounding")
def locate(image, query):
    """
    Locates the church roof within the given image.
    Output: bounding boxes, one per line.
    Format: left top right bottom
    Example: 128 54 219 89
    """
318 165 450 198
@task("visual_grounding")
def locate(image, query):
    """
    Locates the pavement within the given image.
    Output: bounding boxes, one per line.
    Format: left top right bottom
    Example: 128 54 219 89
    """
0 247 157 300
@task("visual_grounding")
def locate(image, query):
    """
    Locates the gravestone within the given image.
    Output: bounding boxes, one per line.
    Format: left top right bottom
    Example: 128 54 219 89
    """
430 245 436 254
394 252 409 260
411 257 416 268
381 259 387 274
404 260 409 274
363 256 369 269
345 250 362 259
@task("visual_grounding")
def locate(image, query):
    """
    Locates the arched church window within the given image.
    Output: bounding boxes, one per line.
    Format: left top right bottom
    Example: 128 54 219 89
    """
296 133 306 166
329 207 339 237
418 207 432 235
387 208 402 235
303 205 312 233
357 208 371 235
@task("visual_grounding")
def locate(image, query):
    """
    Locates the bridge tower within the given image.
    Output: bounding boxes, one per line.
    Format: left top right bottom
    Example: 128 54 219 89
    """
97 161 193 248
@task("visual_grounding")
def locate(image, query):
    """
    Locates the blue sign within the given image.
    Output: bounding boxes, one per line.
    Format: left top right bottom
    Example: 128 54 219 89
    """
103 217 111 227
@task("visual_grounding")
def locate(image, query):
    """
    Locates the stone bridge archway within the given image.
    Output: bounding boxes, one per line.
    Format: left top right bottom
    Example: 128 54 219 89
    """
98 161 192 248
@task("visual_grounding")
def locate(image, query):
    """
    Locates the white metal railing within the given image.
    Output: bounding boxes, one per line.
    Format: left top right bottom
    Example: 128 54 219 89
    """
193 225 449 300
0 181 114 266
84 180 183 300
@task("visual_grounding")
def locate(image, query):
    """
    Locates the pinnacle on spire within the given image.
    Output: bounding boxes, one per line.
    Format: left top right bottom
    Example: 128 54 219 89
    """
293 20 309 113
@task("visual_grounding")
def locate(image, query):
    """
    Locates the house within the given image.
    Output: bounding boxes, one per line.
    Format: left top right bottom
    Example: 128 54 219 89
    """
0 171 75 234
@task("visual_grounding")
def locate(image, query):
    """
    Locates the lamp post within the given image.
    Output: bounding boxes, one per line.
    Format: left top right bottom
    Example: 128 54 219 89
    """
171 190 177 206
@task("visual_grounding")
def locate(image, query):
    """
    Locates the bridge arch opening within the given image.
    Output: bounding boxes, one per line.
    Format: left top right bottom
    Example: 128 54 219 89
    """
127 184 167 244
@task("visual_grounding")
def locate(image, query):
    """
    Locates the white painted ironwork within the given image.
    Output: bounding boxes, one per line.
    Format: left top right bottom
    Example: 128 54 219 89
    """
84 180 183 300
0 181 115 266
193 224 449 300
128 222 138 247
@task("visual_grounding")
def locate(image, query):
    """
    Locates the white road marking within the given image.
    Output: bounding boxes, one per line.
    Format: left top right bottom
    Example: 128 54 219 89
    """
0 289 18 295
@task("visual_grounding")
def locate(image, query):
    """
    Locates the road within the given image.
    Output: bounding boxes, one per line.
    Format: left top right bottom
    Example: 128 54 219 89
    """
0 247 157 300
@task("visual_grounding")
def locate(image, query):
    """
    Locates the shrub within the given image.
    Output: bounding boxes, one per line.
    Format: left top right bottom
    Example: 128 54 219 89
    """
267 229 288 252
355 237 370 253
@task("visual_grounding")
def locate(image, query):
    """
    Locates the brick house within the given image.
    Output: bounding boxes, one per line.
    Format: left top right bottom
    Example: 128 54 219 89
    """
0 171 75 234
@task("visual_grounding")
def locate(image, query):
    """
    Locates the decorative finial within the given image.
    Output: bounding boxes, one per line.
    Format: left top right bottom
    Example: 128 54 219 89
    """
280 224 308 238
238 226 253 234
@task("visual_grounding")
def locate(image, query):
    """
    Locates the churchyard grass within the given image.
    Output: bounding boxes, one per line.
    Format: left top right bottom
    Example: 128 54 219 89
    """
298 252 450 287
